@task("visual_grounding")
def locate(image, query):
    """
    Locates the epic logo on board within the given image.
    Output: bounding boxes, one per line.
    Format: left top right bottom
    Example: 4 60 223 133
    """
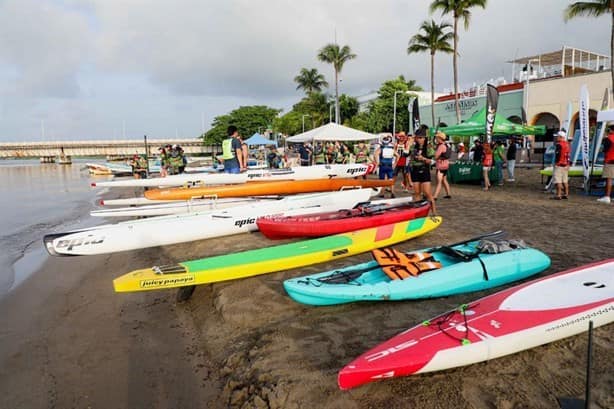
345 166 367 175
56 236 105 251
234 218 256 228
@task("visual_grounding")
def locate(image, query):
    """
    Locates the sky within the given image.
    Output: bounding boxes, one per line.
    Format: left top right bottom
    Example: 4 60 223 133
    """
0 0 609 142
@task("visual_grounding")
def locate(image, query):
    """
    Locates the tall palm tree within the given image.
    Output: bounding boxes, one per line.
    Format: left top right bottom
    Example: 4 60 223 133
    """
317 44 357 124
430 0 488 124
408 20 454 127
293 68 329 95
565 1 613 91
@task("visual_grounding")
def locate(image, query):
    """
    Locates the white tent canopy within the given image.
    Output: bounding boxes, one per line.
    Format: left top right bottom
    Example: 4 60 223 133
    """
286 123 378 143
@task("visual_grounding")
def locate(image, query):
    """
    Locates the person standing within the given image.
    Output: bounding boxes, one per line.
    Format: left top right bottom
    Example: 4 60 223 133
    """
158 146 169 177
410 130 436 215
551 130 571 200
493 140 506 186
597 126 614 204
471 139 483 164
353 141 371 165
374 134 396 197
298 143 312 166
393 131 413 191
482 142 493 191
506 137 517 182
456 142 466 161
222 125 244 174
313 143 326 165
433 131 452 200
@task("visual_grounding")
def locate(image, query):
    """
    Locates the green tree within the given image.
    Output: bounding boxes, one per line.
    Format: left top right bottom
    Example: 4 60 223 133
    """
317 43 356 124
339 94 360 124
294 68 329 95
366 76 419 133
292 92 330 130
408 19 454 127
430 0 488 124
202 105 281 144
564 1 613 90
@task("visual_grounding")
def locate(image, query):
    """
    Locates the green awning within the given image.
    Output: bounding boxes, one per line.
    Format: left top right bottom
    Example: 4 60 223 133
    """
437 107 546 136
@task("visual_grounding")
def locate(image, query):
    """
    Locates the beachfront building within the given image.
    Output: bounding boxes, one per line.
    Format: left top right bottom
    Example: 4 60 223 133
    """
420 46 611 153
356 91 443 113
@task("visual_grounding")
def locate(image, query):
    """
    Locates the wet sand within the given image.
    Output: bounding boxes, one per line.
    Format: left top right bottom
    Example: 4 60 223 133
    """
0 168 612 409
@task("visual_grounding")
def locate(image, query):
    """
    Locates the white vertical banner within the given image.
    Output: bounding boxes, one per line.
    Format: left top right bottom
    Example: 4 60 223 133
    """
593 88 611 163
579 85 590 191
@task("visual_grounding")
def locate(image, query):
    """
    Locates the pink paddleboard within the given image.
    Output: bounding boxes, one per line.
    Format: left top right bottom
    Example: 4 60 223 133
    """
339 259 614 390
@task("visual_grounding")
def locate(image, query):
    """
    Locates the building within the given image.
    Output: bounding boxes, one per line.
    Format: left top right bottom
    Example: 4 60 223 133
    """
356 90 443 113
420 46 611 151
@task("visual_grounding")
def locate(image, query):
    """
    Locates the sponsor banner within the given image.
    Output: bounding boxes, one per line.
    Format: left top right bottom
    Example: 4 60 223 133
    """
411 97 421 134
579 85 590 190
484 84 499 143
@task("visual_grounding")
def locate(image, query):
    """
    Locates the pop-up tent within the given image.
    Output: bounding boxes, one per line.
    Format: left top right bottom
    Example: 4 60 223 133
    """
244 133 277 146
286 123 378 142
438 107 546 136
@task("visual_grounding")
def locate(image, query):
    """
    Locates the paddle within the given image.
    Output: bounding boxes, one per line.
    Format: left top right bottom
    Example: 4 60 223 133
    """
424 230 507 254
343 199 428 218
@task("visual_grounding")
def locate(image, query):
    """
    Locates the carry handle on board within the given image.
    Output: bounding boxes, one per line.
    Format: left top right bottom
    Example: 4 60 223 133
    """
349 199 427 216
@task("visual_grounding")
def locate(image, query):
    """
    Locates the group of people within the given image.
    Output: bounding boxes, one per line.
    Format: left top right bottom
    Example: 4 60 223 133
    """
469 138 518 191
374 128 453 215
158 144 187 177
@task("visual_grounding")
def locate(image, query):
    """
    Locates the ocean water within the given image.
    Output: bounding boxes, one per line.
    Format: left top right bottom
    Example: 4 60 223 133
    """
0 159 106 297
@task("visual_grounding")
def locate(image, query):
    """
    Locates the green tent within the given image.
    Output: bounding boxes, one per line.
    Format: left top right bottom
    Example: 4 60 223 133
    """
436 107 546 136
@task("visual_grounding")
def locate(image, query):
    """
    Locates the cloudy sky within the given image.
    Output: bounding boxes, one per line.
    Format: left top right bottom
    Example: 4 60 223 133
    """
0 0 609 141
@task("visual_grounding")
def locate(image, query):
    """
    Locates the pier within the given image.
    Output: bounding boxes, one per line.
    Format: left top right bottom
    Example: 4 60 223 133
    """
0 139 215 163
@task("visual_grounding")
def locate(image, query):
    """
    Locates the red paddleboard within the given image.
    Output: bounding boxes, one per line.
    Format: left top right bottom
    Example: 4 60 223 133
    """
338 259 614 390
257 199 430 239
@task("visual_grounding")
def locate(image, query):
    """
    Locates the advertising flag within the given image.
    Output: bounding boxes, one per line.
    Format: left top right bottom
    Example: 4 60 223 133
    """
411 97 421 134
484 84 499 143
579 85 590 191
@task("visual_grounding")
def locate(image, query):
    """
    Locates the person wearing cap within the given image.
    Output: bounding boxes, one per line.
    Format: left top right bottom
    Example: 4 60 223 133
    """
374 134 396 197
552 130 571 200
433 131 452 200
597 125 614 204
158 146 169 177
456 142 466 161
410 129 436 214
393 131 413 192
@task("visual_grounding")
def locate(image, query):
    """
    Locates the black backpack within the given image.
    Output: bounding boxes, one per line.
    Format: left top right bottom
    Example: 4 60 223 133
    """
440 143 451 160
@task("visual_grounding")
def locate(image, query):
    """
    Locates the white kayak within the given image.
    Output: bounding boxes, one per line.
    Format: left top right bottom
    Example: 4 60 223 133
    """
44 188 377 256
99 197 185 206
90 197 280 218
90 164 372 188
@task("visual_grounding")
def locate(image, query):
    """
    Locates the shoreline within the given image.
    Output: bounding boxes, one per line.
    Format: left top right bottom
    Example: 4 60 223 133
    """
0 168 612 409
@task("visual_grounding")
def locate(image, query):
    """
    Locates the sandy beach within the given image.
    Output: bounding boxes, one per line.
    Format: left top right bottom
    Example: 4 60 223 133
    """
0 168 612 409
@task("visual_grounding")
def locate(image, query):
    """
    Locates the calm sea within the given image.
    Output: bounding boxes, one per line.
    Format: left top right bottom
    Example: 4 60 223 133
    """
0 159 107 298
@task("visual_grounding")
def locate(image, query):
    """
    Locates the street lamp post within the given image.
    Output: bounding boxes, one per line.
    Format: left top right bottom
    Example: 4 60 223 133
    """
302 114 310 133
393 90 412 135
329 104 334 123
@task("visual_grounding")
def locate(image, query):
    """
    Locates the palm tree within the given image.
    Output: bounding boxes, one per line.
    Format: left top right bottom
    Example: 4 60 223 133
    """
565 1 613 91
408 20 454 127
317 44 357 124
430 0 488 124
293 68 329 95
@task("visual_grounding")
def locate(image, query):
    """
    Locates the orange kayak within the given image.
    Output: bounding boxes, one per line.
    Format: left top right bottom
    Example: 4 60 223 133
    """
144 178 394 200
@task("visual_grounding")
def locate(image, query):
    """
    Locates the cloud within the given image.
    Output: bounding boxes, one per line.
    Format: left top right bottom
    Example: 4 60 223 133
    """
0 0 609 140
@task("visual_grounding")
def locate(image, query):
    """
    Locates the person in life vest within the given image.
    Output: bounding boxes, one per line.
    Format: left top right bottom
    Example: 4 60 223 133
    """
433 131 452 200
222 125 244 174
168 144 185 175
411 129 436 215
374 134 396 197
130 154 148 179
597 125 614 204
313 142 326 165
393 131 413 192
158 146 169 177
552 130 571 200
482 142 494 191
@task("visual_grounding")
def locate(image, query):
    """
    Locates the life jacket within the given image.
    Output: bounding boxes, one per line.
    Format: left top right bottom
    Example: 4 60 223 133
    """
314 150 326 164
372 248 442 280
222 138 236 160
411 143 432 167
605 133 614 164
379 143 395 166
354 145 370 163
555 140 571 166
395 141 410 166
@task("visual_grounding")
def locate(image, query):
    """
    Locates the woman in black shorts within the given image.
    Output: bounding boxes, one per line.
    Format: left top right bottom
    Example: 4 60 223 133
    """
410 132 436 215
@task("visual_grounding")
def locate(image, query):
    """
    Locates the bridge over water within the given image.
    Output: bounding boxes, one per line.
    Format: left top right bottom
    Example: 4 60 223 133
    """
0 139 218 162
